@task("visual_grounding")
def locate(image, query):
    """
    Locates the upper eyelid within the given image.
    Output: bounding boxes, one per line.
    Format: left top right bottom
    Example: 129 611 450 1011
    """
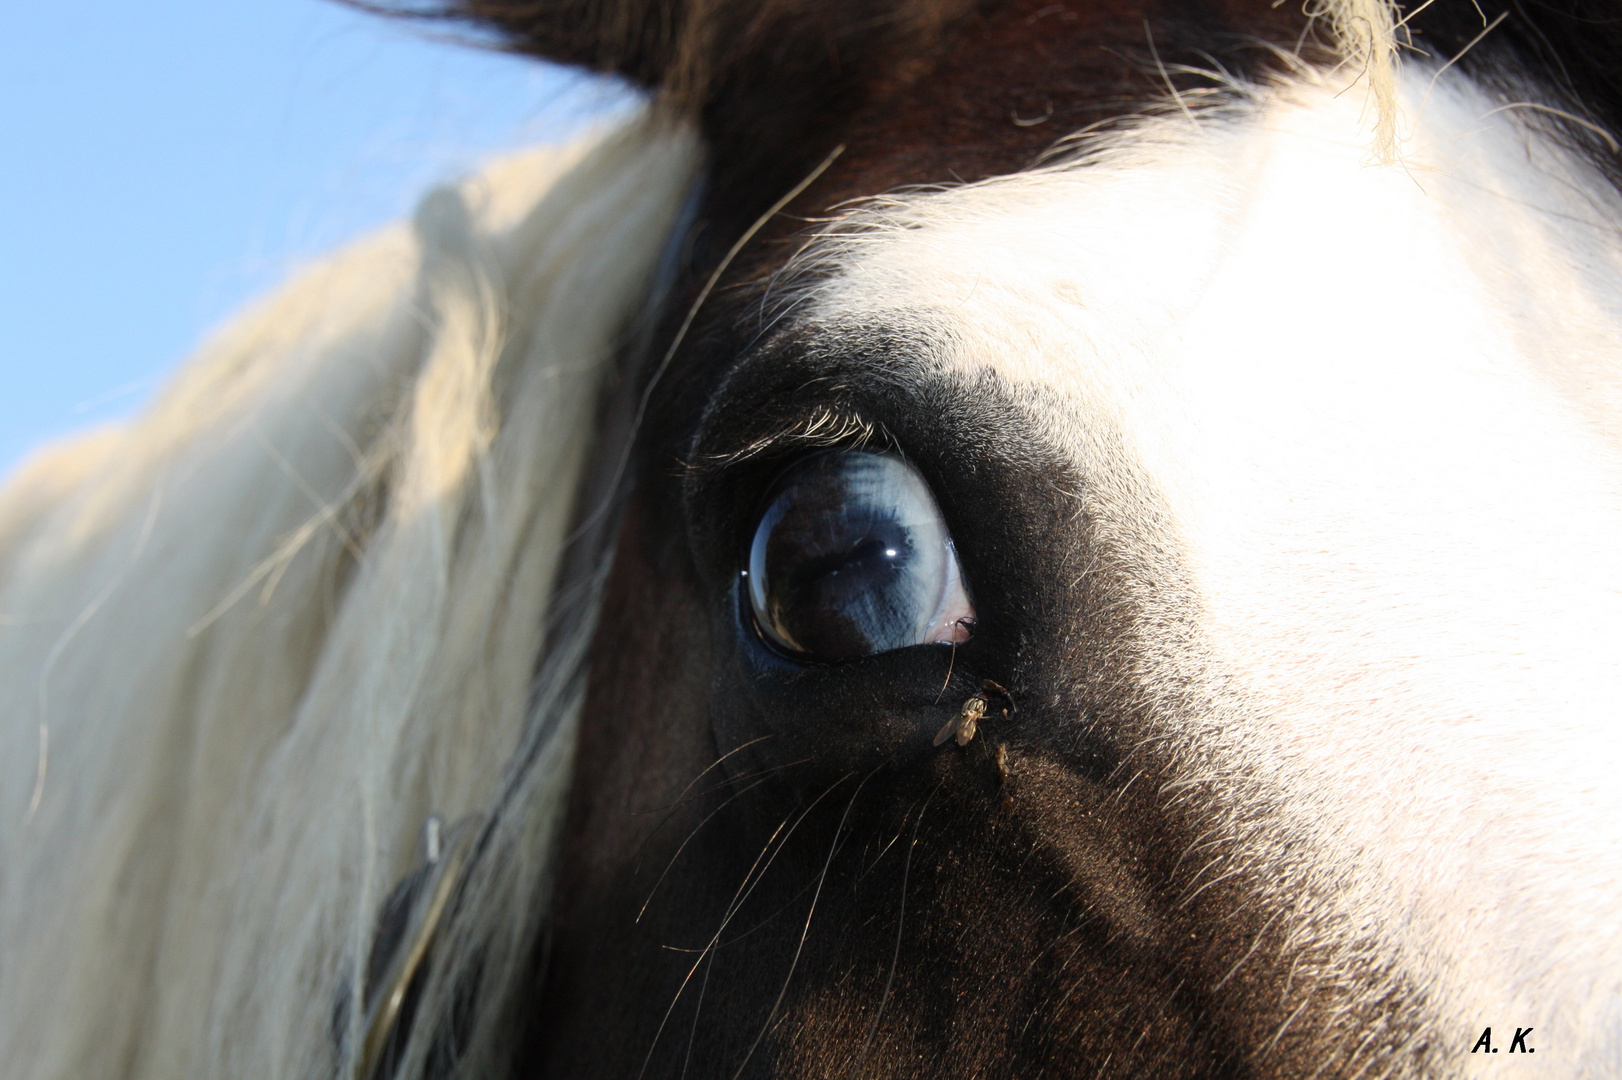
687 403 895 474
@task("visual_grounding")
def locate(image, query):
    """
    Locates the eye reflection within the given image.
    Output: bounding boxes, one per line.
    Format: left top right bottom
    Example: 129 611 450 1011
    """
746 451 973 660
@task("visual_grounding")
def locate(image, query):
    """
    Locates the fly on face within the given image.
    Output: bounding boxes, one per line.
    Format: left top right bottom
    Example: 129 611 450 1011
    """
934 679 1014 748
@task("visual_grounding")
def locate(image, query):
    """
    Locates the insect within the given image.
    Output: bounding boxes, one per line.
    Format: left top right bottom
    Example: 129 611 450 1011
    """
934 678 1015 747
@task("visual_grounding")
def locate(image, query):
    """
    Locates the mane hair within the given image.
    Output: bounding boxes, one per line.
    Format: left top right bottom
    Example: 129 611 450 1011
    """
0 112 697 1079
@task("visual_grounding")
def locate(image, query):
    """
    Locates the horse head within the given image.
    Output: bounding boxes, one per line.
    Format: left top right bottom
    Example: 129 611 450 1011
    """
4 1 1620 1077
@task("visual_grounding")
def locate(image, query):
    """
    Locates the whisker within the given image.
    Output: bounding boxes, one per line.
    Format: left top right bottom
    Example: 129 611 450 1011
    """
638 736 776 816
637 805 800 1080
679 946 720 1080
677 757 817 812
638 777 853 1080
659 864 838 953
630 754 815 880
566 145 844 552
934 637 959 705
629 749 817 888
731 768 876 1078
855 792 926 882
637 768 801 923
849 781 943 1077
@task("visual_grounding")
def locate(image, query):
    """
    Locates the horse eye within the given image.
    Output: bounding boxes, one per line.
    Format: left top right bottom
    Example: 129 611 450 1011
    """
746 451 974 660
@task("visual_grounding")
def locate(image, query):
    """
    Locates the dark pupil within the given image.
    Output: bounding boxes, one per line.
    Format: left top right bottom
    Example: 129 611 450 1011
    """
749 452 946 659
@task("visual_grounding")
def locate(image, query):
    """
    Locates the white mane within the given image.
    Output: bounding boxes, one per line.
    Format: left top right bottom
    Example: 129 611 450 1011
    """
0 112 697 1079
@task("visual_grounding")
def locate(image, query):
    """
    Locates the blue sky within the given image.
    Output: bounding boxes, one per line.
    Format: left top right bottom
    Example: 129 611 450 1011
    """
1 0 631 475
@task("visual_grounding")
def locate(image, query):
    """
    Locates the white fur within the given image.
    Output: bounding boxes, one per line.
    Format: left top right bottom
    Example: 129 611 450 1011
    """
803 71 1622 1076
0 113 698 1079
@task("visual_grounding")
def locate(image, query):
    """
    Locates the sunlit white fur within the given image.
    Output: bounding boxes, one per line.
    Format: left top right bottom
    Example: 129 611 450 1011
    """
805 72 1622 1075
0 114 697 1079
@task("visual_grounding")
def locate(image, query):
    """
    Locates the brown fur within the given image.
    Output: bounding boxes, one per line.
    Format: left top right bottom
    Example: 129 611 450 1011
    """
359 0 1312 236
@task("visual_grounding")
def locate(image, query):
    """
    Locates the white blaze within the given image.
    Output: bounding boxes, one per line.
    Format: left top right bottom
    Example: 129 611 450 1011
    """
808 73 1622 1075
